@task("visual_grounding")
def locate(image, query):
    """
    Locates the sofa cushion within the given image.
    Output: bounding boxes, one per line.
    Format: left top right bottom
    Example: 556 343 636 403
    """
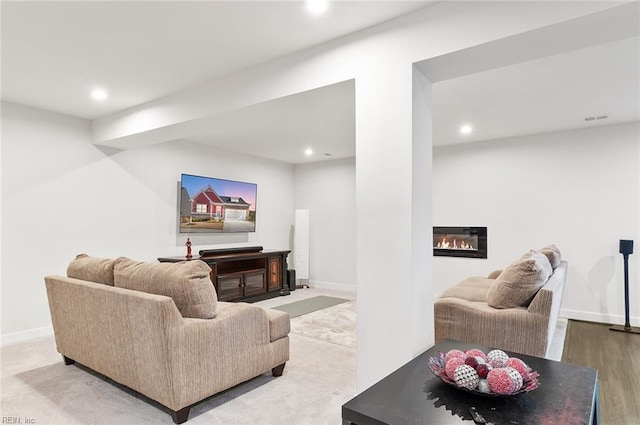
114 257 217 319
487 252 552 309
67 254 115 285
538 244 561 269
440 277 493 303
487 269 503 279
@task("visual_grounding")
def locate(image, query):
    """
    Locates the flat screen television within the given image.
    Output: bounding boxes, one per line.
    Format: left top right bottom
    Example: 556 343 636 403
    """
179 173 257 233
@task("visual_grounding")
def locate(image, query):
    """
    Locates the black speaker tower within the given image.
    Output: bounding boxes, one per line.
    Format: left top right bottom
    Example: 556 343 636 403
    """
610 240 640 334
287 269 296 292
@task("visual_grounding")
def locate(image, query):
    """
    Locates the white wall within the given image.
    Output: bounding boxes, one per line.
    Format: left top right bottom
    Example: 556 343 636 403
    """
294 158 356 291
1 101 294 344
433 122 640 325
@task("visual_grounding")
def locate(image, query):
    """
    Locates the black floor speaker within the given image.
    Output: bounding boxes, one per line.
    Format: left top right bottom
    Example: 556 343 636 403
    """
287 269 296 291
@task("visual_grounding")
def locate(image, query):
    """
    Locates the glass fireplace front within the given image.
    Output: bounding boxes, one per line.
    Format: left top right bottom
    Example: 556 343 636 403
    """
433 226 487 258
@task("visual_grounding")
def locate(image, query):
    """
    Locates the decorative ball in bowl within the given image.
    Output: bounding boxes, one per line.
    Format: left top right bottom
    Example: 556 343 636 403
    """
428 348 539 397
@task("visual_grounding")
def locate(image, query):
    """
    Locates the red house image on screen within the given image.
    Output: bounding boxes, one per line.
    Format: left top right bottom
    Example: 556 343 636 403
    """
180 173 256 233
191 185 251 221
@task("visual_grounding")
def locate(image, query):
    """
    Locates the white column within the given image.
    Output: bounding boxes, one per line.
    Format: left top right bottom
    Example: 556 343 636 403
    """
355 62 433 391
411 66 435 354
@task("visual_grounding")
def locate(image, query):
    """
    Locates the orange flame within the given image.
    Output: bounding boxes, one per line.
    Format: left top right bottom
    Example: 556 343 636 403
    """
436 237 474 250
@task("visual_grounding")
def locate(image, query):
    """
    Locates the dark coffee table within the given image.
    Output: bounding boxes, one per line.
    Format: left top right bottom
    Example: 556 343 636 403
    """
343 339 599 425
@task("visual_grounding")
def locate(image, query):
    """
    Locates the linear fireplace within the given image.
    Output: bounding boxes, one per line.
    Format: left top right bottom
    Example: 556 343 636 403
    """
433 226 487 259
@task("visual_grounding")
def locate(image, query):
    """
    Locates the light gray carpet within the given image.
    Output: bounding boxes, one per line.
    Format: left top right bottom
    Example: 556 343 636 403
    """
272 296 349 318
1 290 357 425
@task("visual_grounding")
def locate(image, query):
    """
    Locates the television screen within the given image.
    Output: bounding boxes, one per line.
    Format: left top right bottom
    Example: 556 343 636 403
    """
179 173 257 233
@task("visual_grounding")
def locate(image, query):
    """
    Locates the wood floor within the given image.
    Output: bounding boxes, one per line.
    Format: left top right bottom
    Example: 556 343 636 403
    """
561 320 640 425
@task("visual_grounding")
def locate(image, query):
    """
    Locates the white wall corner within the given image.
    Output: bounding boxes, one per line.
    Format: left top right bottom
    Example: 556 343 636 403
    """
561 309 640 328
308 280 356 293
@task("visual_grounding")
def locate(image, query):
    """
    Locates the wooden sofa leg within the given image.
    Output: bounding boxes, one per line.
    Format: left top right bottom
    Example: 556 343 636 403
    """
63 356 75 366
272 363 286 377
171 407 190 424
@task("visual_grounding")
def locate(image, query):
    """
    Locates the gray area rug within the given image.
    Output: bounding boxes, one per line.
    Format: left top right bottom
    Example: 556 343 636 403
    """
272 295 349 318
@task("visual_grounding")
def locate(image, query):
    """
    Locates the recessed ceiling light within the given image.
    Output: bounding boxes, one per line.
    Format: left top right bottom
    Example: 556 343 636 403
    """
91 89 107 101
306 0 328 15
305 148 314 156
460 124 473 135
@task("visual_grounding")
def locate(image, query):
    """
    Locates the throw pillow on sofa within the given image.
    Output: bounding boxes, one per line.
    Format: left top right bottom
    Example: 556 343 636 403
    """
114 257 218 319
537 244 561 269
67 254 116 285
487 252 552 309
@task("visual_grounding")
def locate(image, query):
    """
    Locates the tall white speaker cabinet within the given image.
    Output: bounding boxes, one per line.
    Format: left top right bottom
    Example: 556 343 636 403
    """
294 209 310 286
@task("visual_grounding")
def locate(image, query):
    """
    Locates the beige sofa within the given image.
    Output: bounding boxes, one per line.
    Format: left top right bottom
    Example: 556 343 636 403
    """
44 255 290 424
434 246 566 358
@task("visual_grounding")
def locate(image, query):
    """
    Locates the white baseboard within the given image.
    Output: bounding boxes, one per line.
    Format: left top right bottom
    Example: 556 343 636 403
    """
1 326 53 347
561 309 640 326
308 280 356 293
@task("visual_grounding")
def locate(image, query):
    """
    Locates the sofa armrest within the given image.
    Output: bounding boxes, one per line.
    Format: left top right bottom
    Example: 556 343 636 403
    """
528 261 567 356
168 303 281 409
262 307 291 342
527 287 553 315
434 298 549 357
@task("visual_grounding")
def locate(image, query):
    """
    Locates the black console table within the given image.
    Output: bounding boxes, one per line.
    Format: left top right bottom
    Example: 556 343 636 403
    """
158 246 290 303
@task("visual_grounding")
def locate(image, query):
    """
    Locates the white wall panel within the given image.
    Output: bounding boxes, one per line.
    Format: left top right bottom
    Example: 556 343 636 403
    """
1 102 294 344
294 159 356 290
433 122 640 326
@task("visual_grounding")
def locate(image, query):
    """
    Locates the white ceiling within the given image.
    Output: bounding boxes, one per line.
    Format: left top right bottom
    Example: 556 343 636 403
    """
2 1 639 164
178 34 639 163
1 0 433 120
433 36 640 147
184 80 355 164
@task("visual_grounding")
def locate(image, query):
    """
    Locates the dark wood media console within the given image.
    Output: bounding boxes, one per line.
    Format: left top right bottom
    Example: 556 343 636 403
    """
158 246 291 303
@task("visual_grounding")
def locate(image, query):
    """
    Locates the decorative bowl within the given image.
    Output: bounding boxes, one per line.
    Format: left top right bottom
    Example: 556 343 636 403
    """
428 351 539 397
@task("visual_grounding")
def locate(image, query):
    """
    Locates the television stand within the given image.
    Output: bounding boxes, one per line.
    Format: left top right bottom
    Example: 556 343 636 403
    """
158 248 290 303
